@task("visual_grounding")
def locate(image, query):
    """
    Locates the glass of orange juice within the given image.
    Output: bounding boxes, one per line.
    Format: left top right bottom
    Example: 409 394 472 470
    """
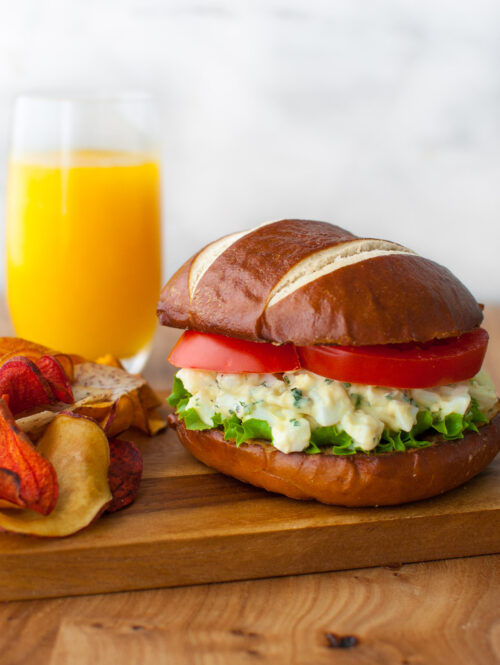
6 92 161 372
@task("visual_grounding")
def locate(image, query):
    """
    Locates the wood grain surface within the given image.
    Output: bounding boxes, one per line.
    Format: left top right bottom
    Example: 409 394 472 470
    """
1 303 499 664
1 554 499 665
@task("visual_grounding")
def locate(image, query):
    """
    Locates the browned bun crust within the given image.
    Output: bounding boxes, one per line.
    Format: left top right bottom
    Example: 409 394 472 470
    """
157 219 483 345
169 413 500 506
158 255 196 330
261 254 482 346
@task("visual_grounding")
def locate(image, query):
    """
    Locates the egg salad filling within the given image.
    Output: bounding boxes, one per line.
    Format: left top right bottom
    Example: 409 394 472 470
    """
168 369 497 455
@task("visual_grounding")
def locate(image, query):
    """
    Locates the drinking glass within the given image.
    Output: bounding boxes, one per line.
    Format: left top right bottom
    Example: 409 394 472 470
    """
5 92 162 373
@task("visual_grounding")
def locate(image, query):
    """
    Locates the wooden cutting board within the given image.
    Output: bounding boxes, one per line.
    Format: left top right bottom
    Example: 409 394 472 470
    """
1 398 499 602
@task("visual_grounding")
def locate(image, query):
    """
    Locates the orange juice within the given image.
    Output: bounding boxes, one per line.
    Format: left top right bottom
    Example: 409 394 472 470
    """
6 150 161 360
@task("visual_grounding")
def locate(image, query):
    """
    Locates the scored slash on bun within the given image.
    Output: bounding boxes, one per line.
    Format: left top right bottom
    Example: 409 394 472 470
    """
157 219 483 346
170 411 500 506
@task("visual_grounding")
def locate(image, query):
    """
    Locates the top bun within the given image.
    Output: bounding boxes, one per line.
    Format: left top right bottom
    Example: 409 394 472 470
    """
157 219 483 346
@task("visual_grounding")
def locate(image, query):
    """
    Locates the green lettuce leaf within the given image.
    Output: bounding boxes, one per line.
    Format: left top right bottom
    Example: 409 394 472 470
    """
464 397 489 432
424 398 489 441
311 425 352 448
432 413 464 440
211 412 223 427
168 375 191 407
180 408 213 430
222 416 273 447
309 425 357 455
304 441 321 454
411 410 434 436
241 418 273 441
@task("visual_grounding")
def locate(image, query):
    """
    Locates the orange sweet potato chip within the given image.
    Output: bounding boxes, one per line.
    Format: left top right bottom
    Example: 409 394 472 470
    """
71 363 166 436
106 438 143 513
147 412 168 436
139 383 162 410
0 397 58 514
53 354 74 382
0 413 112 537
103 394 135 437
96 354 125 369
0 337 56 365
74 401 115 422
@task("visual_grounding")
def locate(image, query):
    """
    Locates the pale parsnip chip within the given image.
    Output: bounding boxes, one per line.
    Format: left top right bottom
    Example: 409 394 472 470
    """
74 363 145 400
16 410 57 440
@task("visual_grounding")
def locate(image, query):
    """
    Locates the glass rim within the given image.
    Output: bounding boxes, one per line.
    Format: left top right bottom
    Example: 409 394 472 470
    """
14 89 156 104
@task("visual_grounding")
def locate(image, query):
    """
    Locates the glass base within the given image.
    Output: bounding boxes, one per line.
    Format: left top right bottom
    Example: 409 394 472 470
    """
120 342 152 374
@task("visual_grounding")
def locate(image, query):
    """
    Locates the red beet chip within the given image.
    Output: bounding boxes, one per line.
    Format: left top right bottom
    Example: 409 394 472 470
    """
0 356 54 415
36 355 74 404
106 438 143 513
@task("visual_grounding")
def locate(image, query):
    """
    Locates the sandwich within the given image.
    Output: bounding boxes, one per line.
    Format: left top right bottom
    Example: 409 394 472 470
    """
157 219 499 506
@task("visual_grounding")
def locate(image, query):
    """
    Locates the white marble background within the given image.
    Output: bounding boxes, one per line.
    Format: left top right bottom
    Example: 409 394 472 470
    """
0 0 499 301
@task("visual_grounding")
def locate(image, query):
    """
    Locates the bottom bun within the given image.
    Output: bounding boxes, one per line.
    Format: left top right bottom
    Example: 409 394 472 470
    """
169 413 500 506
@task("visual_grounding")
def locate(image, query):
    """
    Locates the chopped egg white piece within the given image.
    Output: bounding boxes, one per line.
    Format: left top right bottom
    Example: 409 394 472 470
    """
290 374 354 427
352 385 418 432
469 371 498 413
175 368 497 455
411 384 471 418
340 410 384 451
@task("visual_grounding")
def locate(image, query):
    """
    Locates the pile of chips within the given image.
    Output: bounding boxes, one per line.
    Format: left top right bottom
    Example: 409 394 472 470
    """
0 337 166 537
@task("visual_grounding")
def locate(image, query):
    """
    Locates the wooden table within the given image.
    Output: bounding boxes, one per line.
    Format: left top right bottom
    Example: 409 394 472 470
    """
1 304 499 665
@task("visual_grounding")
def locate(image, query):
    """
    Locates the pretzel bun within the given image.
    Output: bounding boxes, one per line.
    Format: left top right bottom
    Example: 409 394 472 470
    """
157 219 483 345
169 411 500 506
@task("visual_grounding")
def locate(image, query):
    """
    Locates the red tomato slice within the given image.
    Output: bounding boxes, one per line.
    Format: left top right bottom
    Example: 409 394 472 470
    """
298 329 489 389
168 330 301 373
